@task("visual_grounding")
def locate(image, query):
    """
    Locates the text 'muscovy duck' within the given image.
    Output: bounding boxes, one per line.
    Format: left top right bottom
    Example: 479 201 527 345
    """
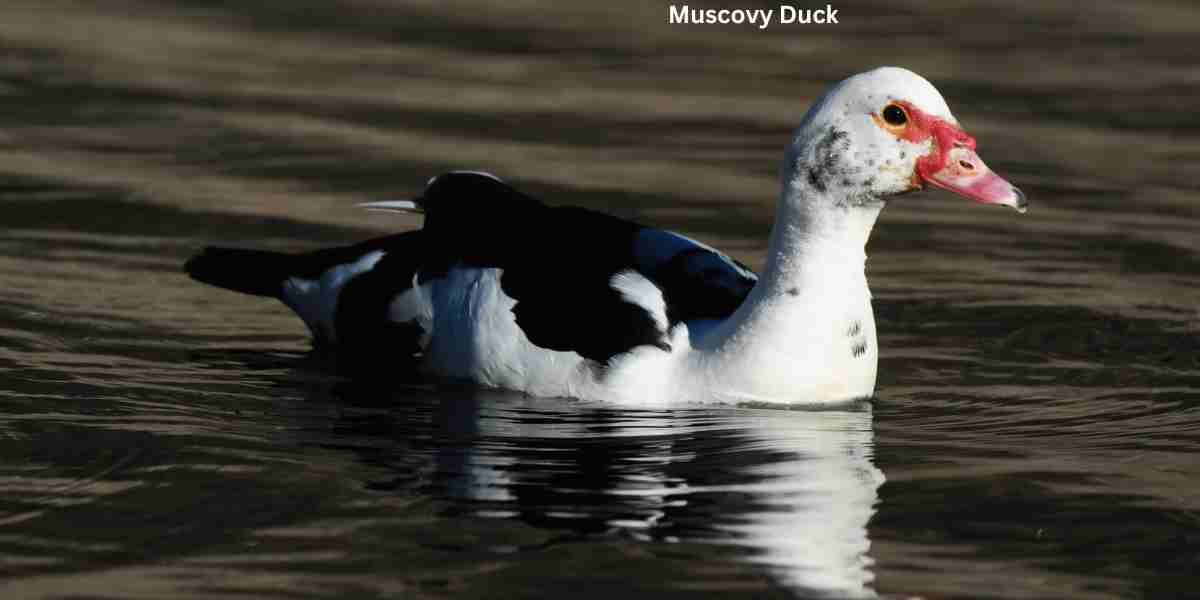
185 67 1026 405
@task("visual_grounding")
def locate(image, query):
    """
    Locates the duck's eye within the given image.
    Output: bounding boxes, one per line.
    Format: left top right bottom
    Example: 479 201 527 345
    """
882 104 907 126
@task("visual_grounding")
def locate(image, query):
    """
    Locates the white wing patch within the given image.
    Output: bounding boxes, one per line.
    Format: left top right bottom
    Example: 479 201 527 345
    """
609 269 668 337
357 199 422 214
427 170 502 187
362 171 502 214
387 271 434 349
418 267 590 397
281 250 385 344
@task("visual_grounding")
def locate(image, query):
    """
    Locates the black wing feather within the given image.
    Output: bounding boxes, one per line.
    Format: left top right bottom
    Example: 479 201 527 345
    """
185 172 756 365
415 174 754 362
333 231 427 366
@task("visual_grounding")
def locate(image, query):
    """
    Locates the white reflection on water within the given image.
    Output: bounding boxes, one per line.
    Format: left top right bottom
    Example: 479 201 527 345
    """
705 409 883 598
425 393 883 598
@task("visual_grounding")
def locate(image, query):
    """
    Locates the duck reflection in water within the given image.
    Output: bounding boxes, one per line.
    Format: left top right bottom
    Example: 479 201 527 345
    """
329 384 884 598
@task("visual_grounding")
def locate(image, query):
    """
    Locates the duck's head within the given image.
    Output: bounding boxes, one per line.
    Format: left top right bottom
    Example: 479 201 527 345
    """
786 66 1026 213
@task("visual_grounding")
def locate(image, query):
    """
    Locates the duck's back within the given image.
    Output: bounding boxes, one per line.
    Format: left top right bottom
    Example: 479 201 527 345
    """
184 172 758 394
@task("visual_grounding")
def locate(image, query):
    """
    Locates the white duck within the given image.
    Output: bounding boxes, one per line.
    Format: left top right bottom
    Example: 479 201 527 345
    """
185 67 1025 405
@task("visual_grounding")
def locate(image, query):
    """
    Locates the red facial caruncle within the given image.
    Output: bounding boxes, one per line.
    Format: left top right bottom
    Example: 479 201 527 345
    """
873 100 1027 212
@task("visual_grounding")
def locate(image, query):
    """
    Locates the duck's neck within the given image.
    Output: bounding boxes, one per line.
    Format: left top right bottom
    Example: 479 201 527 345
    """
757 191 881 295
697 181 884 402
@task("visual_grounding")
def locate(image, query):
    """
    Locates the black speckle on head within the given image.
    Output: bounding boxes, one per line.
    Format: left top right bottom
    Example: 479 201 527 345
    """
863 176 876 187
866 158 876 167
803 128 851 194
786 287 801 296
807 168 824 192
852 339 868 358
899 150 907 159
847 320 862 337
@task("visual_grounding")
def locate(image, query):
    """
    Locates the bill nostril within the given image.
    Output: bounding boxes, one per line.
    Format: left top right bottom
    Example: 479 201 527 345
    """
959 160 974 171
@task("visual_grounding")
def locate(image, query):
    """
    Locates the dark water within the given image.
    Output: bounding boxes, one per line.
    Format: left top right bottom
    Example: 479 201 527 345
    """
2 1 1199 598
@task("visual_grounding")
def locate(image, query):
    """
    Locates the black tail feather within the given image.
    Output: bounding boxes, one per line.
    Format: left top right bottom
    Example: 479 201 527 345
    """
184 246 295 298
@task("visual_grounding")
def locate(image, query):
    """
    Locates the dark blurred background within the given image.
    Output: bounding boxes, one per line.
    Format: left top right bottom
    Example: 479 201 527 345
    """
2 2 1198 599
